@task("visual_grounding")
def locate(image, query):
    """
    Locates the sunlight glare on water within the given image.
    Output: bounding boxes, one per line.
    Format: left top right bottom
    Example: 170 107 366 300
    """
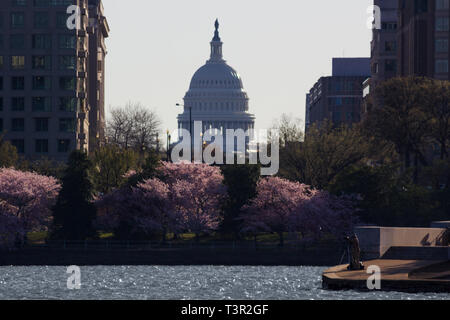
0 266 449 300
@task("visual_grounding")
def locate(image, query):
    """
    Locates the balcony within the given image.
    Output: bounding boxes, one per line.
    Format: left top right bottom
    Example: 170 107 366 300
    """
78 133 86 141
100 17 110 38
78 51 87 58
77 71 87 79
78 113 86 121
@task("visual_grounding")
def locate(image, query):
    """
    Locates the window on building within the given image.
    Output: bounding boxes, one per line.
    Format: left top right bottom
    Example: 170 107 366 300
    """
59 56 76 70
385 60 397 72
56 12 69 29
436 17 449 31
12 97 25 111
34 0 73 6
34 12 49 28
11 12 25 28
34 0 48 6
0 35 3 49
345 81 355 91
58 139 71 153
0 56 3 69
59 77 76 90
0 97 3 111
11 55 25 69
382 22 397 30
59 118 76 132
436 59 449 73
35 118 49 132
32 97 52 111
33 76 52 90
32 34 52 49
0 77 3 90
32 55 52 70
59 97 77 112
346 112 354 121
11 0 27 6
11 77 25 90
436 0 450 10
11 139 25 153
332 112 341 122
0 118 3 132
436 39 449 53
35 139 48 153
58 35 76 49
372 63 379 74
415 0 429 13
385 41 397 52
12 118 24 131
10 34 25 49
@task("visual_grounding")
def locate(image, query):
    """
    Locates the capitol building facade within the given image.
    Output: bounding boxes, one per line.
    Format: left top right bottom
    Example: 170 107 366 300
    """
177 20 256 140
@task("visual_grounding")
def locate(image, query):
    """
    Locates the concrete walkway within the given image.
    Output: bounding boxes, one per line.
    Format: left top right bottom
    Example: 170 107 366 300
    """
322 259 450 293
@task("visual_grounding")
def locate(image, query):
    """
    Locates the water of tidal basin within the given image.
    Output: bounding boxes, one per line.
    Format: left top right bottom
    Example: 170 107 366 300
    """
0 266 449 300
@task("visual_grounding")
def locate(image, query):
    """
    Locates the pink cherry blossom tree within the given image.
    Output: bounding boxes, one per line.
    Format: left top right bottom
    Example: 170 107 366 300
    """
300 191 357 240
0 201 21 249
241 176 356 245
0 168 60 248
160 162 227 241
241 177 314 246
97 162 227 241
131 178 179 242
95 179 175 240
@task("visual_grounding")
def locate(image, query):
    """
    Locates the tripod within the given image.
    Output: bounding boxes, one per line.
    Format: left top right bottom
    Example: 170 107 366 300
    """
338 242 350 265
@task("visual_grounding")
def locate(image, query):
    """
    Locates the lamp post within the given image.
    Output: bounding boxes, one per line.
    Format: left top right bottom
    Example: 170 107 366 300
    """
176 103 193 161
166 129 171 162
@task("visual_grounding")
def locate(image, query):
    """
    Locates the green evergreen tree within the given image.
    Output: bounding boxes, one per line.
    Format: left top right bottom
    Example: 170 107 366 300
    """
127 149 161 186
51 150 97 240
91 144 138 194
220 164 260 237
0 136 19 168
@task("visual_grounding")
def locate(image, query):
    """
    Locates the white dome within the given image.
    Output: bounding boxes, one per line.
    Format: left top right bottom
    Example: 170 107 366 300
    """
177 20 255 136
189 63 244 90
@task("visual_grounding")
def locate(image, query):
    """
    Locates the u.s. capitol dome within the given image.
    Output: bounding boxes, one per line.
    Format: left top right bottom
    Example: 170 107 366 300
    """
177 20 256 135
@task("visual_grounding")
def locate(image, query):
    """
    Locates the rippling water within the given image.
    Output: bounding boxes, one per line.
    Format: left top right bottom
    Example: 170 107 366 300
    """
0 266 449 300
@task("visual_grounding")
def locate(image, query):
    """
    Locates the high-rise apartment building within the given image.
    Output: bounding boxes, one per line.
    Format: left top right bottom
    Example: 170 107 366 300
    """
0 0 109 161
306 58 370 129
371 0 399 86
398 0 449 80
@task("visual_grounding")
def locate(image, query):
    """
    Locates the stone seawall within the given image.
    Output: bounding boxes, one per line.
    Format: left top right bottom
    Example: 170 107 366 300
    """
0 246 343 266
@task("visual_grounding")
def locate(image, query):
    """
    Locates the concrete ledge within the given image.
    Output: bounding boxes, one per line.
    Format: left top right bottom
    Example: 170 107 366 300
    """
322 260 450 293
382 246 449 260
431 221 450 229
355 226 448 259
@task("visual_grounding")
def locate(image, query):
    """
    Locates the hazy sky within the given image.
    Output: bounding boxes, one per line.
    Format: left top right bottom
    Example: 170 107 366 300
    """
103 0 373 136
